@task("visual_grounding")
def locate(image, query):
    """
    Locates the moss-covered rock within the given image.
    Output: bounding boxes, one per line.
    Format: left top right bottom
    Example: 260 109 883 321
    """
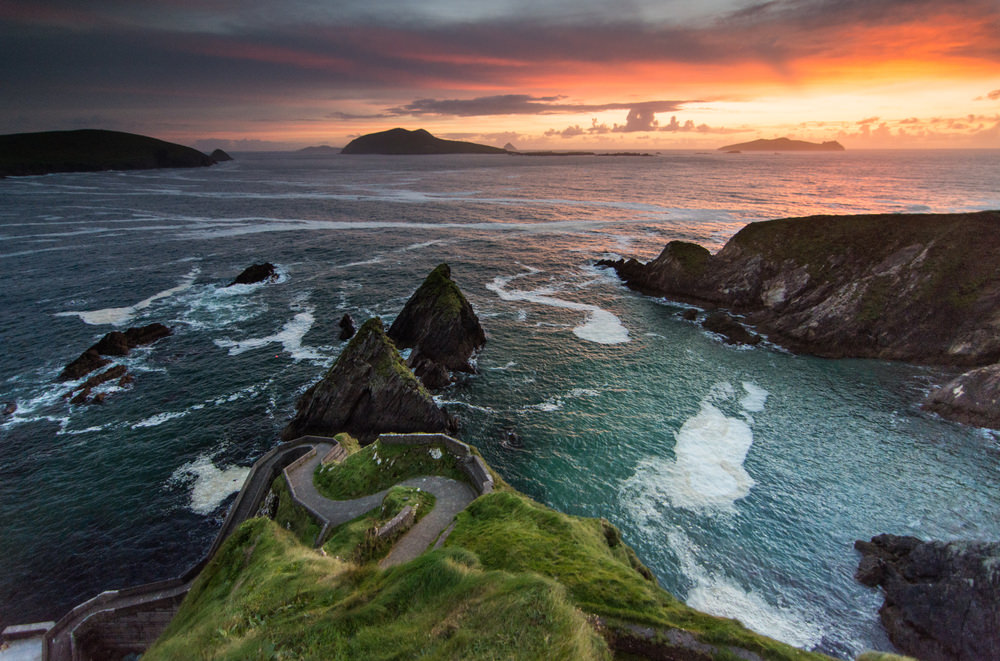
388 263 486 388
281 317 456 442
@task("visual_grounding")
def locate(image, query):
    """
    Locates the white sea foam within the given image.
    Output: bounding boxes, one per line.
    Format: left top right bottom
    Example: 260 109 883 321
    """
214 309 329 362
667 531 824 649
624 383 762 513
740 381 769 413
170 455 250 515
486 270 629 345
56 268 199 325
134 408 201 428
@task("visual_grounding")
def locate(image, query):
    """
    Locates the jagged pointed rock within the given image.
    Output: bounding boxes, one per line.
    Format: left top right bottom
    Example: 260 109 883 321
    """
388 264 486 388
281 317 456 442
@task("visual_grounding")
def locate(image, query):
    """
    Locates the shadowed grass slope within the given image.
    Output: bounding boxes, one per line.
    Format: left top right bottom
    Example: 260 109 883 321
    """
144 518 608 661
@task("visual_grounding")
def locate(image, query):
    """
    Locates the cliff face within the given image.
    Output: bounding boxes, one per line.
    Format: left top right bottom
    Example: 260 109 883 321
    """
603 212 1000 367
388 264 486 388
281 317 456 442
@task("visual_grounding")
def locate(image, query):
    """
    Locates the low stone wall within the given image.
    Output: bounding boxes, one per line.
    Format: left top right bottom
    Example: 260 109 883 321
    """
377 433 494 495
376 505 415 539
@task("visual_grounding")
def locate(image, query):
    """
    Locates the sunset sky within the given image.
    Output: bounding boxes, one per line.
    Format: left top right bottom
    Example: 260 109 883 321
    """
2 0 999 150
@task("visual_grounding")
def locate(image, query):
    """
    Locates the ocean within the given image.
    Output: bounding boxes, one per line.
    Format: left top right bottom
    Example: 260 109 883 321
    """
2 149 999 658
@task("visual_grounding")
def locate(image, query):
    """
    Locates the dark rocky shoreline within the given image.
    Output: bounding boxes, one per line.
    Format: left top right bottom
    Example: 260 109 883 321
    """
599 211 1000 429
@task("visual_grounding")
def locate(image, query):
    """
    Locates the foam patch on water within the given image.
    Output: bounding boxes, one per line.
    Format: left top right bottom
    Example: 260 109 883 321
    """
134 408 201 428
486 269 629 345
170 455 250 515
56 268 199 325
740 381 769 413
667 530 824 649
624 382 763 513
214 308 330 362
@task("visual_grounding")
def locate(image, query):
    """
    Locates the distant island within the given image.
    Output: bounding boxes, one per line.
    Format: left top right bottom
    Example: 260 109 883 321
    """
341 128 508 155
718 137 845 152
296 145 342 155
0 129 217 176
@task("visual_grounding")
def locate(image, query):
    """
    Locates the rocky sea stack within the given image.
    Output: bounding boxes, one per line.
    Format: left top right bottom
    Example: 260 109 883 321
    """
388 263 486 389
281 317 456 442
600 211 1000 426
209 149 233 162
855 534 1000 661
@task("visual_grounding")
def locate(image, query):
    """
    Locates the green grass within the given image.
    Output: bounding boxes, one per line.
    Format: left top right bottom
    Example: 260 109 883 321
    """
270 476 322 547
149 442 831 660
332 432 361 457
145 518 609 661
445 491 828 661
323 486 436 564
313 439 468 500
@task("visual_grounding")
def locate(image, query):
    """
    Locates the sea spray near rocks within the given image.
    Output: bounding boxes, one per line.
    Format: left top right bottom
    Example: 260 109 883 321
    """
486 268 629 345
169 455 250 515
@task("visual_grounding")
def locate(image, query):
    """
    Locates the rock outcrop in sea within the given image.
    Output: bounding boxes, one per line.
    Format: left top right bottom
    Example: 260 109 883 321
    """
338 313 357 341
59 323 172 382
388 264 486 389
227 262 278 286
599 211 1000 426
281 317 456 442
209 149 233 162
855 534 1000 661
922 364 1000 428
59 323 171 404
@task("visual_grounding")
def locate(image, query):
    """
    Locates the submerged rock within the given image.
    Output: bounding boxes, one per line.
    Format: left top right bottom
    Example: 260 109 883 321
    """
388 264 486 388
855 534 1000 661
701 311 761 346
227 262 278 286
282 317 456 442
922 363 1000 428
338 313 356 341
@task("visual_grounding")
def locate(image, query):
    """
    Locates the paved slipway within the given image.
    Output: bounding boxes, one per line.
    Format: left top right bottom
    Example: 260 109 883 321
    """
283 441 478 566
41 437 478 661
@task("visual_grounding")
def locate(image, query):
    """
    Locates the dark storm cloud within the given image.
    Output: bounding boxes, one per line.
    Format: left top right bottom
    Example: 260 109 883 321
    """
386 96 690 117
1 0 998 135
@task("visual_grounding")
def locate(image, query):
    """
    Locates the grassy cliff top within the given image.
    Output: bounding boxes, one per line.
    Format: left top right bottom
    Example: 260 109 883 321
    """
146 440 830 660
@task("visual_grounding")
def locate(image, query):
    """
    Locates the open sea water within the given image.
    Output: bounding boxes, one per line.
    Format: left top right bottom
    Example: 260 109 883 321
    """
2 150 1000 657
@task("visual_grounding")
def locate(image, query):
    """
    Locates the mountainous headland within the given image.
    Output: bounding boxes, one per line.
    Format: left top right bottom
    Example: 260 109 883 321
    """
0 129 218 176
719 137 845 152
340 128 508 155
598 210 1000 426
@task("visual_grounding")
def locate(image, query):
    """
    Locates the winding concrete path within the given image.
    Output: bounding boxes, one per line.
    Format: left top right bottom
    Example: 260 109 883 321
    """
43 435 480 661
281 441 477 565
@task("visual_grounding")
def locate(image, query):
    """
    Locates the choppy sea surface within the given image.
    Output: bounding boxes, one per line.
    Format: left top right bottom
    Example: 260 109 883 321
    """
2 150 1000 657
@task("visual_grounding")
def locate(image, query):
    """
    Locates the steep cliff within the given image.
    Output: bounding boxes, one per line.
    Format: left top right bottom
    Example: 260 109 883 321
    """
603 212 1000 366
281 317 456 442
388 263 486 388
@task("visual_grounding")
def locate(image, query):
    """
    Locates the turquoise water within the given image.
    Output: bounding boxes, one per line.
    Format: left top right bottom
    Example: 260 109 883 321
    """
2 150 1000 657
